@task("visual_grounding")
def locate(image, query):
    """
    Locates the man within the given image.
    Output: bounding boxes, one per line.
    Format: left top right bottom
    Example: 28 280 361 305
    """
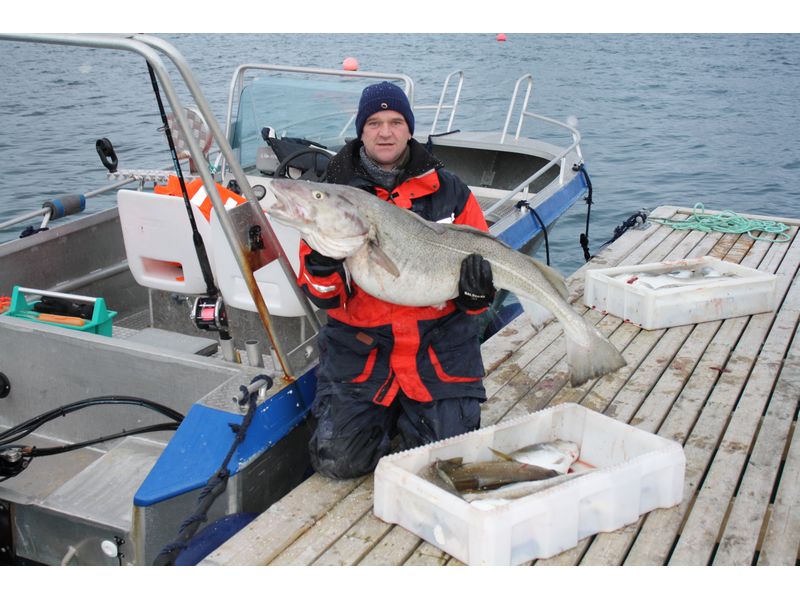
297 81 495 479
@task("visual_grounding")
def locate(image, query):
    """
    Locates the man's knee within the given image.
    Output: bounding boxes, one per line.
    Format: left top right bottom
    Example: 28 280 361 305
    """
308 393 393 479
309 426 389 479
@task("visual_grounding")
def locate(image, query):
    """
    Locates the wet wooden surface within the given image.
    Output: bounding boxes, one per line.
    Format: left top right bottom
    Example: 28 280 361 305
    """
204 205 800 566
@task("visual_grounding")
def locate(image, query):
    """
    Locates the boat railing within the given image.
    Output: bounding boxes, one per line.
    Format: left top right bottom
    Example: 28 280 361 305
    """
483 74 584 222
412 70 464 135
0 34 322 381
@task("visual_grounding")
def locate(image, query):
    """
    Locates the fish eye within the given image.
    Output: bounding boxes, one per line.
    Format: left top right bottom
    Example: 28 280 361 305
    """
312 191 324 200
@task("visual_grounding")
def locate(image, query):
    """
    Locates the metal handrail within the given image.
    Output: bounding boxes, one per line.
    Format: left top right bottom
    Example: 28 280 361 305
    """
483 120 583 221
413 70 464 135
483 74 584 221
0 34 313 381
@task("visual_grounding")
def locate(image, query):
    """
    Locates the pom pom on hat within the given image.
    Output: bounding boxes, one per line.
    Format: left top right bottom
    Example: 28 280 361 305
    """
355 81 415 138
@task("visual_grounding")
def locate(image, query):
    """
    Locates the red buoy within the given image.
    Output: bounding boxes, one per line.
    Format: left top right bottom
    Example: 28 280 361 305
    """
496 33 507 42
342 57 359 71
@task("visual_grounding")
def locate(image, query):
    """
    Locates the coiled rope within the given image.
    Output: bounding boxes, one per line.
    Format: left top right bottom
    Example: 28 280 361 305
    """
650 203 791 242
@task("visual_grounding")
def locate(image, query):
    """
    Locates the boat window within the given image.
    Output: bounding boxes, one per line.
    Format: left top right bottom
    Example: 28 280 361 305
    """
231 74 406 171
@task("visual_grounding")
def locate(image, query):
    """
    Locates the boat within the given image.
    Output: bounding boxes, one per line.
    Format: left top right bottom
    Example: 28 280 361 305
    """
0 33 590 565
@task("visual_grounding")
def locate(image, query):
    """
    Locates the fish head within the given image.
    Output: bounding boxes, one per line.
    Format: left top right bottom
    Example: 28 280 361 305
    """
267 179 372 259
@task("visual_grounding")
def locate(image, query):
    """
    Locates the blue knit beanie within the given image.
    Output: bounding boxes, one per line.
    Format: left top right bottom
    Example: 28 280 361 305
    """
355 81 415 138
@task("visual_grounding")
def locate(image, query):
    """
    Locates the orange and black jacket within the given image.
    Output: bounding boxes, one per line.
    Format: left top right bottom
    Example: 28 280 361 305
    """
298 139 489 406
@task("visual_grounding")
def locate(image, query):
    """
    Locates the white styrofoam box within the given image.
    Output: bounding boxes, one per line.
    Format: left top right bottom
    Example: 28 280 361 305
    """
583 255 778 330
373 403 685 566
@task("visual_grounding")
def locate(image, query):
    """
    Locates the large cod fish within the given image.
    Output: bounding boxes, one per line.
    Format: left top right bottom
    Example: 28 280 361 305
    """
267 179 625 386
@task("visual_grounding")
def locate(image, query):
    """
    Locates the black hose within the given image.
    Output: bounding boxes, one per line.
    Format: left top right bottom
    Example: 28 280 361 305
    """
23 422 179 457
0 396 184 445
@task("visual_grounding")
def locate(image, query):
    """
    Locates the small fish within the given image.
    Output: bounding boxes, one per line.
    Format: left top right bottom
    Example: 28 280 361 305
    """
433 457 559 492
463 471 590 503
488 440 580 474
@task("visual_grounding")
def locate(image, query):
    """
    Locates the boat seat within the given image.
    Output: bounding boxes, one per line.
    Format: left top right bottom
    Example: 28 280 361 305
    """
118 189 213 294
118 188 308 317
209 191 307 317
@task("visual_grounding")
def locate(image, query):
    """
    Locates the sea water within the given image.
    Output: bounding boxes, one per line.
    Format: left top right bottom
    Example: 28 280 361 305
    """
0 33 798 275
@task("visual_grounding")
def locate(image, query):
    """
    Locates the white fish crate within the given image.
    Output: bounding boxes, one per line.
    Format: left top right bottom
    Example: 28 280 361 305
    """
582 255 778 330
373 403 685 566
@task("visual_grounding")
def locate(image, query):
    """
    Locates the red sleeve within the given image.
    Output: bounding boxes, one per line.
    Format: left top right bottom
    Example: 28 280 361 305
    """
453 192 489 232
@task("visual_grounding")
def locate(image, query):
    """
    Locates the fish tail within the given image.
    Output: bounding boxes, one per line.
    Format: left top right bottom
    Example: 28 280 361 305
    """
565 322 626 386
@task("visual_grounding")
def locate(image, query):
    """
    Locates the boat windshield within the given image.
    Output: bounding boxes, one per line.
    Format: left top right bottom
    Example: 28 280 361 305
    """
231 73 408 171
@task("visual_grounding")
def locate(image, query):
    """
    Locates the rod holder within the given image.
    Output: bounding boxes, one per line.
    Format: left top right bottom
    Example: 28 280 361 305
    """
245 339 263 368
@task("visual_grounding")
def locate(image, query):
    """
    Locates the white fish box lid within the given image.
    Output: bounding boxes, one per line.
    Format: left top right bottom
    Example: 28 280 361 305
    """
373 402 685 566
582 255 779 330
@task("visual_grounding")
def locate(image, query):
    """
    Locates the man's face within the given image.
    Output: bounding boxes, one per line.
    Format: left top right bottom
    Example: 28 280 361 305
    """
360 110 411 170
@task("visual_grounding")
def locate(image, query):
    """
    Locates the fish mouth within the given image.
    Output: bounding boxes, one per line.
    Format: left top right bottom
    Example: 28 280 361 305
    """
266 180 308 222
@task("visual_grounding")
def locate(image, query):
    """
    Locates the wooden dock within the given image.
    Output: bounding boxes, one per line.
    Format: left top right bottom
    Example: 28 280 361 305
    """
203 205 800 566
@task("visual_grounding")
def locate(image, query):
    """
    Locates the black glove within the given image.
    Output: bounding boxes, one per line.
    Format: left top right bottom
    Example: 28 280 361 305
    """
455 253 495 312
305 248 353 297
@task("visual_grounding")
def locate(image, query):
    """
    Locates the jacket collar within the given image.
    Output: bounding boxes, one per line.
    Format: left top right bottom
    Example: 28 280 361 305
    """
326 138 443 188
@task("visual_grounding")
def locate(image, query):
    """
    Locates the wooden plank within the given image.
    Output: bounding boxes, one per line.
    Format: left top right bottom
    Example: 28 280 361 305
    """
667 237 800 565
480 318 537 375
314 513 394 566
402 544 450 566
356 526 422 566
480 319 574 424
712 294 800 564
758 418 800 565
201 475 364 565
270 478 375 565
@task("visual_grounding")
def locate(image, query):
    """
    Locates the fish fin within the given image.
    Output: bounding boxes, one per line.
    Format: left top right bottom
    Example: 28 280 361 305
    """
488 448 515 462
367 241 401 277
565 323 627 386
517 297 554 332
433 463 460 495
531 259 570 300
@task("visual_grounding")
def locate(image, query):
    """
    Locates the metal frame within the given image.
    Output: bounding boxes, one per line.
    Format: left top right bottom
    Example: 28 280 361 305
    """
414 69 464 135
0 33 319 381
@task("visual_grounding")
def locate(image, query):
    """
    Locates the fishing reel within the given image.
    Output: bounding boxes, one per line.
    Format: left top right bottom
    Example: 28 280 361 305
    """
191 296 228 332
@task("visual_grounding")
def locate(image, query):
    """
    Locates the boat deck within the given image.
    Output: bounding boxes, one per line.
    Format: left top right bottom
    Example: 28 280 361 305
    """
202 205 800 566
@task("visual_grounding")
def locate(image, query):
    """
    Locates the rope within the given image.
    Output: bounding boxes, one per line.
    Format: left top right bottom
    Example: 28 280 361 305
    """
574 163 594 262
152 375 272 566
650 203 791 243
515 200 550 266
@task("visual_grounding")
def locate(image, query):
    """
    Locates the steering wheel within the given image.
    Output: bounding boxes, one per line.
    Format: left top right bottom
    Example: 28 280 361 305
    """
274 147 332 182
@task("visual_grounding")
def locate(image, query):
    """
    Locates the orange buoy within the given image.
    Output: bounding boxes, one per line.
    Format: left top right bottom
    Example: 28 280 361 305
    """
496 33 507 42
342 57 359 71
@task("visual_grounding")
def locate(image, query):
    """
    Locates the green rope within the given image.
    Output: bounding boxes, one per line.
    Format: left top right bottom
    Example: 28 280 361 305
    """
650 203 792 243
